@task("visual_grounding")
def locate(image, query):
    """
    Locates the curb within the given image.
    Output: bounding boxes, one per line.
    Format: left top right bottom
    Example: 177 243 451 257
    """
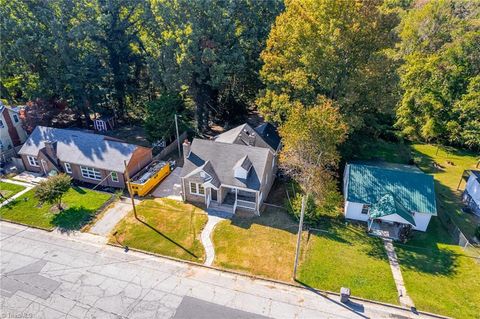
106 242 449 319
0 218 54 232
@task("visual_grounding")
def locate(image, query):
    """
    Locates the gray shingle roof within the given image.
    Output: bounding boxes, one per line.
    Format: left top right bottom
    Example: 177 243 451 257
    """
255 123 281 150
215 123 280 152
18 126 142 172
181 139 272 191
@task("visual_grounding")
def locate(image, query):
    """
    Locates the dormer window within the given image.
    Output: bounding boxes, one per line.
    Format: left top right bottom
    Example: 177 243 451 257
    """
234 155 252 179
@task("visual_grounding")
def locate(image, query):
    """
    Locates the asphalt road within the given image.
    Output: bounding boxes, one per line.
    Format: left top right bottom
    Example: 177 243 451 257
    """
0 222 436 318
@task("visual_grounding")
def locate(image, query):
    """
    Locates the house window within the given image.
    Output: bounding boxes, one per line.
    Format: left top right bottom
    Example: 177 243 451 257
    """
190 182 197 194
13 114 19 123
27 156 39 167
80 166 102 180
111 172 119 182
190 182 205 196
64 162 72 173
361 204 370 215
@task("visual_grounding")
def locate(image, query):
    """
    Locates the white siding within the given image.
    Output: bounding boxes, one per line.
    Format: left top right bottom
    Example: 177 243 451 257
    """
373 212 431 232
380 214 412 224
466 174 480 205
344 201 368 221
412 213 431 232
234 167 248 179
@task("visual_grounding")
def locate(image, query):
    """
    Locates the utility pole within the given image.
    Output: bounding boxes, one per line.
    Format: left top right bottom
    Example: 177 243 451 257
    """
124 160 138 220
175 114 181 159
293 195 306 281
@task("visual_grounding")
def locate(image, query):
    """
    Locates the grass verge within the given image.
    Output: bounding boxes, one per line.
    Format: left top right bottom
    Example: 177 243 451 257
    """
0 186 111 230
109 199 207 263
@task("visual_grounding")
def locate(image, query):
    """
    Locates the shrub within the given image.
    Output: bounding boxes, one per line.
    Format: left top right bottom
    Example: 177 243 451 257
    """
475 225 480 240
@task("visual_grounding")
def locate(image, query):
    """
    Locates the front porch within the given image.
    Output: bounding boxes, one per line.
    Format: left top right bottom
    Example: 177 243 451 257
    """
206 186 259 215
367 219 411 242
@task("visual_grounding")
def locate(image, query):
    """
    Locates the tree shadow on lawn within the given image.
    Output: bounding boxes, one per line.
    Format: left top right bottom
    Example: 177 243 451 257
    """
395 243 459 276
312 217 461 277
51 206 95 233
230 206 299 234
134 216 199 259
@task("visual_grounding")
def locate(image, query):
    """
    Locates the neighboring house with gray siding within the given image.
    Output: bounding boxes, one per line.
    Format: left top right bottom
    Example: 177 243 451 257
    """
181 123 280 215
18 126 152 188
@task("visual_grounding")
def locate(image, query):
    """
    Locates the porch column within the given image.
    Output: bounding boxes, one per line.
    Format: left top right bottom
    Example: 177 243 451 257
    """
255 191 259 215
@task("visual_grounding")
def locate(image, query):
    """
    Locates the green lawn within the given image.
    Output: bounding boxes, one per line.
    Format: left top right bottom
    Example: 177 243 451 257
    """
212 207 298 281
345 137 412 164
410 144 479 240
297 220 399 304
110 199 208 263
0 181 25 203
0 186 111 230
395 218 480 319
347 140 480 315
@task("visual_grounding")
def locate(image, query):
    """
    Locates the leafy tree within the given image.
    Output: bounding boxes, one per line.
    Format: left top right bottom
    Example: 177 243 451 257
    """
449 76 480 148
21 99 66 133
258 0 400 134
144 93 186 143
279 99 347 204
147 0 282 131
35 174 72 210
91 0 149 118
396 0 480 149
1 0 106 126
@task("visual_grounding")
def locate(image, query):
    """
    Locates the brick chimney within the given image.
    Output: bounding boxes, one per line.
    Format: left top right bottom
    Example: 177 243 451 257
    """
43 140 57 161
182 139 191 161
248 132 256 146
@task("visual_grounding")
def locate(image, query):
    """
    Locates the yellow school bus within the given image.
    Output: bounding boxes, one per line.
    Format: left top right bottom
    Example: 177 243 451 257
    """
129 160 171 196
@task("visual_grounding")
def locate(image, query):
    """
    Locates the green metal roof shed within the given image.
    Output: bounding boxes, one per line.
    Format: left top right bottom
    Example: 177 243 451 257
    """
345 162 437 215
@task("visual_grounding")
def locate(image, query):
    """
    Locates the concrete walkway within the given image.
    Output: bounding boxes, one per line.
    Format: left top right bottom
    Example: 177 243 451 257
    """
201 208 233 266
89 198 138 236
0 179 35 208
383 238 415 308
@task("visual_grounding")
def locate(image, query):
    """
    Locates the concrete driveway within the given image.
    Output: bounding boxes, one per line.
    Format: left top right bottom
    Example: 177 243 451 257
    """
151 167 182 200
89 198 137 236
